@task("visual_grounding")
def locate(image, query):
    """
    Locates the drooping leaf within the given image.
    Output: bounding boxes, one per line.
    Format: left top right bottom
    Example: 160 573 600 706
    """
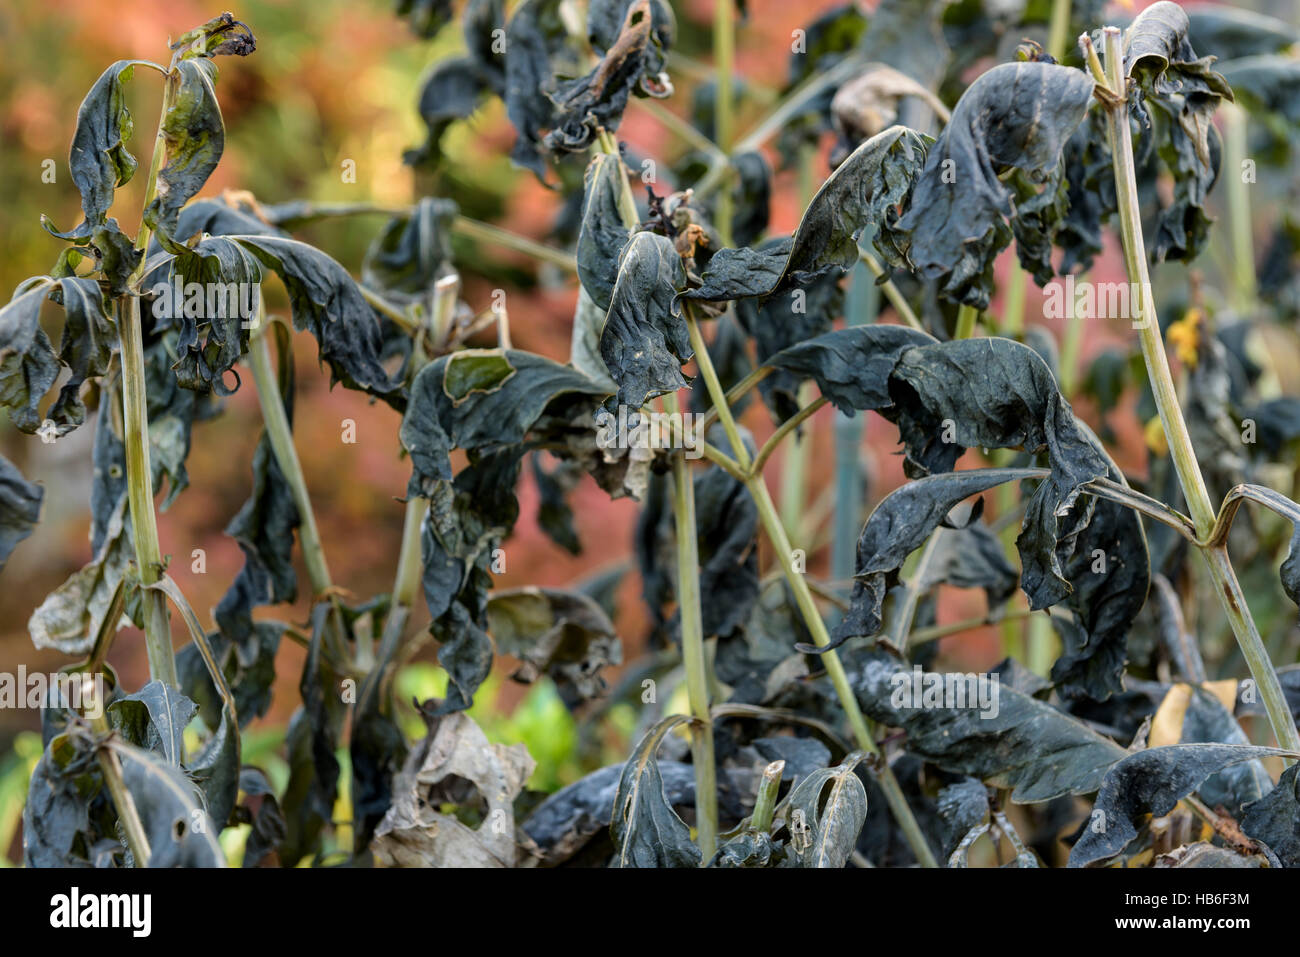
1069 743 1294 867
1241 764 1300 868
576 153 632 311
503 0 582 180
544 0 675 157
144 57 225 241
781 752 870 868
371 711 534 866
684 126 931 303
0 453 43 571
610 714 703 867
853 650 1128 802
486 586 622 704
361 198 459 300
108 736 226 867
0 280 61 434
107 680 195 767
235 766 286 867
895 62 1095 307
22 729 110 867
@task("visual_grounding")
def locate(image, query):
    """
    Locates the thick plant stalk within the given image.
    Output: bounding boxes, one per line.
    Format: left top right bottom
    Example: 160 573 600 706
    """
1222 103 1257 315
712 0 735 246
248 323 348 665
116 67 180 689
685 311 939 867
665 393 718 861
1099 28 1300 755
751 760 784 832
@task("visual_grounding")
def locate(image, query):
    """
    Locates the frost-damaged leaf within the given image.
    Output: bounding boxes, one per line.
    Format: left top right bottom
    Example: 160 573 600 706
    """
0 280 61 433
937 778 989 859
570 287 617 392
1123 0 1233 264
486 586 622 704
401 349 610 494
362 198 459 300
1242 764 1300 868
1152 684 1271 817
48 60 149 240
280 602 346 864
853 650 1128 802
895 62 1095 307
22 729 108 867
406 0 506 166
576 153 632 311
834 469 1034 646
144 57 224 241
601 231 689 410
684 126 931 303
0 453 43 571
921 511 1018 618
372 711 534 867
544 0 675 156
1069 743 1295 867
107 737 226 866
236 766 286 868
46 277 116 433
224 235 403 407
214 323 299 643
503 0 581 180
107 680 195 767
28 496 133 657
781 752 869 868
612 714 702 867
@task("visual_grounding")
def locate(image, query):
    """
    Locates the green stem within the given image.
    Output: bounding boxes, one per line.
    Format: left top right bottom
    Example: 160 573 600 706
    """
954 304 979 340
1101 28 1299 755
117 297 176 688
635 97 726 163
685 310 938 867
893 532 942 651
1046 0 1072 62
859 249 924 331
663 392 717 861
1058 271 1085 397
115 60 181 689
248 323 348 666
1222 103 1257 315
452 215 577 272
596 129 640 229
751 760 784 832
1003 261 1026 339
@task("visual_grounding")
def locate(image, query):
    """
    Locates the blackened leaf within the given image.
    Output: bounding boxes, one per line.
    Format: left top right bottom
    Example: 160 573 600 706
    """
920 521 1019 620
571 287 618 392
237 766 286 867
361 198 458 299
1169 685 1271 817
544 0 674 156
145 58 224 241
1185 5 1299 59
1123 1 1233 264
487 586 622 701
54 61 150 238
28 496 133 657
279 602 345 865
401 349 609 494
177 624 282 731
1068 743 1294 867
611 714 702 867
836 469 1033 645
503 0 578 180
1241 764 1300 868
107 680 195 766
22 730 105 867
936 778 989 858
0 453 43 571
214 323 299 642
108 737 226 866
685 126 931 302
781 752 869 868
601 232 690 410
47 277 115 432
764 324 935 416
532 453 582 554
896 63 1095 307
729 151 771 248
371 711 534 866
576 154 632 311
0 280 61 433
406 57 494 167
853 650 1128 801
230 236 402 407
712 828 777 867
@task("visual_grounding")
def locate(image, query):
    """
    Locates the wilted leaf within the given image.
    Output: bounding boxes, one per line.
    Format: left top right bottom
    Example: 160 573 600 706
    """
0 453 43 571
1241 764 1300 868
781 752 869 868
372 711 534 867
611 714 703 867
145 57 224 241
